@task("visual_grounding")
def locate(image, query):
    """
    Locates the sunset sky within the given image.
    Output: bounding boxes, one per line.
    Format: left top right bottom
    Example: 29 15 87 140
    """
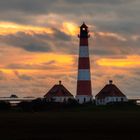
0 0 140 98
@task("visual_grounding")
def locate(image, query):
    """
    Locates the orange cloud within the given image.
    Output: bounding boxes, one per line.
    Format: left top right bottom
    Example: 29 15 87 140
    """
0 22 54 35
96 55 140 67
0 21 80 39
0 68 34 74
31 53 74 65
0 52 76 76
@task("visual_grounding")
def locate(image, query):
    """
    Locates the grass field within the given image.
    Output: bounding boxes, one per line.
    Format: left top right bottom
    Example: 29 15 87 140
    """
0 105 140 140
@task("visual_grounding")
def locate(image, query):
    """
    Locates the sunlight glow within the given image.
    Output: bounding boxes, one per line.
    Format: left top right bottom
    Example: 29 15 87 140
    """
62 22 79 36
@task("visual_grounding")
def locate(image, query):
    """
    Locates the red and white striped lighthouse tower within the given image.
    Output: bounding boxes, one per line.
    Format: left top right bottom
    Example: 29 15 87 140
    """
76 22 92 103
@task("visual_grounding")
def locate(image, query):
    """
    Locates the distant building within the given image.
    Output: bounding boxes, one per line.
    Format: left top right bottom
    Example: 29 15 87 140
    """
95 80 128 105
44 81 74 102
10 94 18 98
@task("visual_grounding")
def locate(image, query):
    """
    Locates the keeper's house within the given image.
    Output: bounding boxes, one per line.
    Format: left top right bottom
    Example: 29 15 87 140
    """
44 81 74 102
95 80 128 105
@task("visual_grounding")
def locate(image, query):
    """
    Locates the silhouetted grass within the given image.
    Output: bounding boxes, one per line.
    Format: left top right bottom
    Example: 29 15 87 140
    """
0 104 140 140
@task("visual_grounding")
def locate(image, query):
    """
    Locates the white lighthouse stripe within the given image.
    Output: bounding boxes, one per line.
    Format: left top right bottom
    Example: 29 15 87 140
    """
79 46 89 57
78 69 91 80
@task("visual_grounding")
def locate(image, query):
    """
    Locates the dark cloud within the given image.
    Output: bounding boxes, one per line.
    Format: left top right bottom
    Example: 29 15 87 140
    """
0 0 56 14
1 28 140 56
92 49 116 56
0 28 71 52
63 0 133 5
0 32 52 52
0 0 139 36
53 28 71 41
14 71 33 80
0 1 137 22
0 0 134 14
90 32 140 56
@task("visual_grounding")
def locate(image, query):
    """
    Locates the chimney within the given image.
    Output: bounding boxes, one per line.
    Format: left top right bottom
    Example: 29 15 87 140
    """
109 80 113 84
59 81 62 85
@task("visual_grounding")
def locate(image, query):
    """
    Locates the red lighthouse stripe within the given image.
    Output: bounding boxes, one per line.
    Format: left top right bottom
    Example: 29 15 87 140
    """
78 57 90 69
77 81 92 95
80 38 88 46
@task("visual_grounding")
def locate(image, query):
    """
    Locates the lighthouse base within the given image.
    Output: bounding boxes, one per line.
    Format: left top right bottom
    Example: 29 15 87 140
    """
76 95 93 104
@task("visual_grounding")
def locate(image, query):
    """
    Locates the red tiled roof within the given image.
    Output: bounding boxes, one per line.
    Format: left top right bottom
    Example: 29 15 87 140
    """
95 81 126 99
44 81 73 98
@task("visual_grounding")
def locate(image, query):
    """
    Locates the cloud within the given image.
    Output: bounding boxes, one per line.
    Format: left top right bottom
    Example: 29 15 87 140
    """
0 71 6 80
14 71 33 80
0 32 52 52
96 55 140 68
2 21 139 56
53 28 72 41
0 0 56 14
0 21 72 53
63 0 134 5
5 62 56 70
0 33 49 52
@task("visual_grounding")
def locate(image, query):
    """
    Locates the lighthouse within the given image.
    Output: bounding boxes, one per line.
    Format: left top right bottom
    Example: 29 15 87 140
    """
76 23 92 104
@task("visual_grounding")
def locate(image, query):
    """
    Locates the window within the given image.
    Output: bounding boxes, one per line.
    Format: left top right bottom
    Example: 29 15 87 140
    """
84 98 86 103
121 98 124 102
63 98 66 102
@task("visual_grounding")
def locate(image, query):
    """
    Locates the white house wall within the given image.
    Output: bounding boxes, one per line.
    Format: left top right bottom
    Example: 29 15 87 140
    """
52 96 74 103
95 96 128 105
76 95 93 104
